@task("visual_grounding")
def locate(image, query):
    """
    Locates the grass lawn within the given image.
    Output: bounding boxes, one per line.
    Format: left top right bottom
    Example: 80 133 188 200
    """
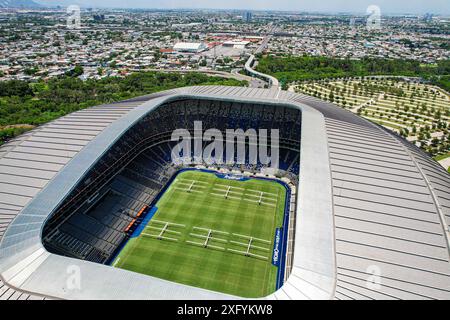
434 152 450 162
113 170 287 298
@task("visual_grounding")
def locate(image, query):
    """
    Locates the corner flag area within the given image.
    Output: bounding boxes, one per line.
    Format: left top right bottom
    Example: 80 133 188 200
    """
112 170 288 298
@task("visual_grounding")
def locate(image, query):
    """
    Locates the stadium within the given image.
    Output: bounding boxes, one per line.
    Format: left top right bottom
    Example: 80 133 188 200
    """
0 86 449 300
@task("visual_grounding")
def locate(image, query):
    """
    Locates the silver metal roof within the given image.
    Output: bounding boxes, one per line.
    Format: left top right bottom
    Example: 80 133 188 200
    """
0 86 448 300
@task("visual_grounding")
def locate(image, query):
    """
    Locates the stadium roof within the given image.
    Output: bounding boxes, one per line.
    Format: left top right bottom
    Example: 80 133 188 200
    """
173 42 208 52
0 86 449 300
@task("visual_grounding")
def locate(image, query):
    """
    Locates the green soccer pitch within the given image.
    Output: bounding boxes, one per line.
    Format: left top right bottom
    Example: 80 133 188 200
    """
112 170 288 298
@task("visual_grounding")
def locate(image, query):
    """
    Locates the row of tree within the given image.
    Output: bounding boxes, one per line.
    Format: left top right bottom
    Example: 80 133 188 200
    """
256 55 450 91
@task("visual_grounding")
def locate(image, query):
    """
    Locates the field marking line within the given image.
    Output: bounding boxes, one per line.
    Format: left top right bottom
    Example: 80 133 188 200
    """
178 179 209 185
227 190 244 195
225 195 242 200
247 252 269 260
224 186 233 199
251 245 270 252
210 192 242 201
210 237 228 243
187 180 197 192
158 222 169 238
210 193 225 198
166 229 182 235
242 198 276 207
212 188 243 195
214 184 244 190
246 189 278 197
230 240 270 251
152 219 185 227
232 233 271 243
146 225 163 231
208 244 226 251
230 240 248 247
204 229 212 247
142 233 178 242
245 193 277 201
193 226 229 235
185 240 225 251
176 181 206 189
113 258 121 267
260 201 276 207
174 187 203 194
227 248 248 255
186 240 204 247
190 233 228 243
227 248 269 260
246 237 253 256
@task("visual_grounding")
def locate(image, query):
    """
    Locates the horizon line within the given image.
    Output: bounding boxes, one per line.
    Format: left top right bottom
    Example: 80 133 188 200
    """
22 4 450 16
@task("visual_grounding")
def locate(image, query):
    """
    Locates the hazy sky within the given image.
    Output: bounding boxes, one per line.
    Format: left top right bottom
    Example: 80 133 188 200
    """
37 0 450 14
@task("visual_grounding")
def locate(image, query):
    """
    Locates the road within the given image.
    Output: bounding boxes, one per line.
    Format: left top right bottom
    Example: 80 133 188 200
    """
133 24 280 90
243 24 281 89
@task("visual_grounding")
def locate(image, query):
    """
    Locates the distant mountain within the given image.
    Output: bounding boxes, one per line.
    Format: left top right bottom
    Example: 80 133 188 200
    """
0 0 43 8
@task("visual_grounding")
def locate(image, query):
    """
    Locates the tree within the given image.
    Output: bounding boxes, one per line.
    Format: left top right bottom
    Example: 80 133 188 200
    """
66 65 84 77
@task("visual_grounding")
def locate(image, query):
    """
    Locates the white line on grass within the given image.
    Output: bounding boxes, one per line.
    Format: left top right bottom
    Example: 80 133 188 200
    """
246 189 278 197
242 198 276 207
177 181 206 189
113 258 121 267
178 179 209 185
227 248 268 261
245 193 277 201
186 240 225 251
144 234 178 242
214 184 244 190
193 227 229 235
190 233 228 243
152 220 186 227
232 233 271 243
146 226 181 235
174 187 204 194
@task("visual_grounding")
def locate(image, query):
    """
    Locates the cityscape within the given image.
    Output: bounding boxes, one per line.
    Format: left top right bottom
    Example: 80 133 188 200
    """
1 9 449 80
0 0 449 304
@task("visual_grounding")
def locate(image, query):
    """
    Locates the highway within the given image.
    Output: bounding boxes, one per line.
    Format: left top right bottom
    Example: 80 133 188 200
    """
243 24 281 89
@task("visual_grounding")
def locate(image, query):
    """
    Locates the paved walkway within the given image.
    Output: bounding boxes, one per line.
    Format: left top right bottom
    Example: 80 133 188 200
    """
438 157 450 171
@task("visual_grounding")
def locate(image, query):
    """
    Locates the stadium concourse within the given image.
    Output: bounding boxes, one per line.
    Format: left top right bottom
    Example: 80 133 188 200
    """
0 86 449 300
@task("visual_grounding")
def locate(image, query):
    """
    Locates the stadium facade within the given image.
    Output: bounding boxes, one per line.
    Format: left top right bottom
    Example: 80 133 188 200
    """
0 86 449 300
